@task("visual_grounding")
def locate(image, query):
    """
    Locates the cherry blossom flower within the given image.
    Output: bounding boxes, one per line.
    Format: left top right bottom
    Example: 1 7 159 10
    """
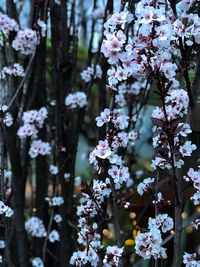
54 214 62 223
17 124 38 139
0 63 25 79
0 201 13 217
103 246 124 266
91 139 112 160
178 123 192 137
184 168 200 190
65 92 87 109
12 29 38 55
71 178 111 266
32 257 44 267
29 140 51 158
137 177 155 196
96 108 111 127
3 112 13 127
139 6 165 24
45 196 64 206
70 251 89 266
104 11 133 34
135 229 167 259
0 13 19 33
25 216 46 237
81 64 102 82
49 165 59 175
191 191 200 205
22 107 48 127
18 107 48 140
49 230 60 243
113 114 129 130
148 214 174 233
183 252 200 267
108 165 130 189
179 141 197 157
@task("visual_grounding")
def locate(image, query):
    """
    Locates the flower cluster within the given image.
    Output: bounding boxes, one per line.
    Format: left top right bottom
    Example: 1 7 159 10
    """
0 201 14 217
70 180 111 266
12 29 38 55
135 228 167 259
70 251 89 266
29 140 51 158
0 13 19 34
96 108 129 130
108 165 130 189
80 64 102 82
103 246 124 266
183 252 200 267
3 112 13 127
101 11 133 67
65 92 87 109
137 177 155 196
17 108 50 158
17 107 48 139
101 9 174 87
71 0 200 265
135 214 173 259
184 168 200 205
0 63 25 80
148 213 174 233
45 196 64 206
0 105 13 127
89 139 134 188
91 106 137 162
25 216 46 237
115 81 150 108
151 82 196 170
174 13 200 46
101 0 200 88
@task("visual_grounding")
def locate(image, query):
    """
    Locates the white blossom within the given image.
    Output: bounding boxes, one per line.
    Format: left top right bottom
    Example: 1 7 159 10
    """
65 92 87 109
49 230 60 243
54 214 62 223
25 216 46 237
29 140 51 158
45 196 64 206
135 229 167 259
12 29 38 55
137 178 155 196
81 64 102 82
0 13 19 33
183 252 200 267
32 257 44 267
49 165 58 175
